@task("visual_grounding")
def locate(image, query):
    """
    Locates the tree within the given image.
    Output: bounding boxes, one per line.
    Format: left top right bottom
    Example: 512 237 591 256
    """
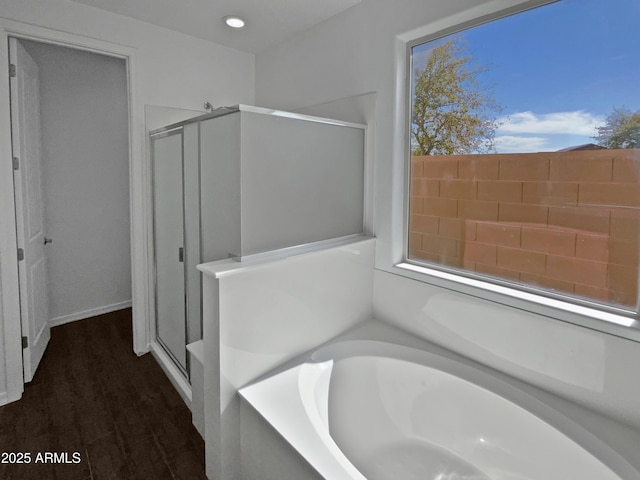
594 107 640 149
412 39 501 156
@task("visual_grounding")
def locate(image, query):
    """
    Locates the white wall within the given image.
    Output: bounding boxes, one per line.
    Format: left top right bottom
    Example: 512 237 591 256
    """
199 237 375 480
254 0 640 431
0 0 255 111
145 105 202 132
0 0 254 403
20 40 130 324
239 110 365 256
374 270 640 434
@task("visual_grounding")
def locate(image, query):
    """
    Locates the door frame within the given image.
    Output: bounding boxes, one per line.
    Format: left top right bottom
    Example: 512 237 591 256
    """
0 19 151 404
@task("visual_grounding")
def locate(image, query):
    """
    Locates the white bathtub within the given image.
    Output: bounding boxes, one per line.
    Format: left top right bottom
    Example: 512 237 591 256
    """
239 332 640 480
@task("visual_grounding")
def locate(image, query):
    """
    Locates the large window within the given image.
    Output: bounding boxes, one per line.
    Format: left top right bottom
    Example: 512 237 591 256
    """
407 0 640 314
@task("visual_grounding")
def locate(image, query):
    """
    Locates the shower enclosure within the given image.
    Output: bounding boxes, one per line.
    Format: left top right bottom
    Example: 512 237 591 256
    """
150 105 366 379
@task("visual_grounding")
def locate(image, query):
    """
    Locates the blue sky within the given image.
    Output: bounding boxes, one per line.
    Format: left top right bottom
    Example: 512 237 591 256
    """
412 0 640 153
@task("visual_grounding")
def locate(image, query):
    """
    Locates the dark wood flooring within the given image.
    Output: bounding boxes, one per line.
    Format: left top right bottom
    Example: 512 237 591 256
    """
0 309 207 480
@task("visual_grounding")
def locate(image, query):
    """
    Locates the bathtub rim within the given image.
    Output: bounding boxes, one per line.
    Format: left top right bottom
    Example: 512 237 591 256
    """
239 320 640 480
309 339 640 480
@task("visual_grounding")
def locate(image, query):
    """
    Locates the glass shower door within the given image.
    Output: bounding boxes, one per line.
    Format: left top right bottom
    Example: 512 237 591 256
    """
152 129 187 372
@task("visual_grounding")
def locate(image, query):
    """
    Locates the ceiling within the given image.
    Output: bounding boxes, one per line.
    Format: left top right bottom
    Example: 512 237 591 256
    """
69 0 362 54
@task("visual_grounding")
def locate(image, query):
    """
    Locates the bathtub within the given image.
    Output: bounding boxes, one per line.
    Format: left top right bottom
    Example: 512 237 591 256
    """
239 331 640 480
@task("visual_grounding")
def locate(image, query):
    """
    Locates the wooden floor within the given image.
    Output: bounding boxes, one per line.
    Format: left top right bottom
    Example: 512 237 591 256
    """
0 309 207 480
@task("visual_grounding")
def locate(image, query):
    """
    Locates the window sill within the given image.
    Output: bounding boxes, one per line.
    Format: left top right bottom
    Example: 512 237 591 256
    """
393 262 640 344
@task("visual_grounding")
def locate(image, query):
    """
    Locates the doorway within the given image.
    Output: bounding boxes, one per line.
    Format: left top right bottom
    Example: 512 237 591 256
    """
9 38 131 383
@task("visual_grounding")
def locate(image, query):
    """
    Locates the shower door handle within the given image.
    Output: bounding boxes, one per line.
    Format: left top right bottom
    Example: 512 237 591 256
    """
178 247 184 263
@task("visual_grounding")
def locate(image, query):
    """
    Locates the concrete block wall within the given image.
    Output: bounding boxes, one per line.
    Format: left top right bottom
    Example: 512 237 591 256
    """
409 149 640 308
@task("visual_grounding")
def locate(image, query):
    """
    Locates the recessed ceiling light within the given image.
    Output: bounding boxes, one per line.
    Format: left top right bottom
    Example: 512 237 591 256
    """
223 16 246 29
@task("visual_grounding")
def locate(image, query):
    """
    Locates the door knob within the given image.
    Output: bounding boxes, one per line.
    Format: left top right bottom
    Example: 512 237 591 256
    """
44 237 53 245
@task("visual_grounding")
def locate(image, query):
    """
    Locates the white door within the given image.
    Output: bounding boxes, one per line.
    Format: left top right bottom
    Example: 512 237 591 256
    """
9 38 51 383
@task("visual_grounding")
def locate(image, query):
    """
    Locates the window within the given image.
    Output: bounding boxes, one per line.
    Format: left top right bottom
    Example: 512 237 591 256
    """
407 0 640 314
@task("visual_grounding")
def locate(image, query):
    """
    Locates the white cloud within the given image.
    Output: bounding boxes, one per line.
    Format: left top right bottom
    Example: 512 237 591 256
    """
494 135 548 153
497 111 605 136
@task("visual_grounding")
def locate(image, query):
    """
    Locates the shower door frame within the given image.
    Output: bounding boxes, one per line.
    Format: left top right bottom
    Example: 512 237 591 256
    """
150 126 190 378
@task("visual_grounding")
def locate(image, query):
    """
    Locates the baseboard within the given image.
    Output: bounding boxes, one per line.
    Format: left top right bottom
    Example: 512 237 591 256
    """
150 342 192 408
48 300 132 327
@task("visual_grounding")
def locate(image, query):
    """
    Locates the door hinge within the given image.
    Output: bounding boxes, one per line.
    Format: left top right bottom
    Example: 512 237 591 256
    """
17 248 24 261
178 247 184 263
12 157 19 171
22 336 28 349
9 64 16 78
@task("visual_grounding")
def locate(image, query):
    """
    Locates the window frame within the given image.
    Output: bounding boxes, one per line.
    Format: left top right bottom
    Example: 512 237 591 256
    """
398 0 640 342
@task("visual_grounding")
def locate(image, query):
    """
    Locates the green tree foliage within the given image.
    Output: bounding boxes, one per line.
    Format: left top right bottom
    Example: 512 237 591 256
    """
412 39 501 156
594 107 640 149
